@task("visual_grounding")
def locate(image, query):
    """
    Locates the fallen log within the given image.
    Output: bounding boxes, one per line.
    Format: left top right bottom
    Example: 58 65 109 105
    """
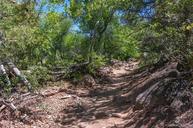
50 62 90 80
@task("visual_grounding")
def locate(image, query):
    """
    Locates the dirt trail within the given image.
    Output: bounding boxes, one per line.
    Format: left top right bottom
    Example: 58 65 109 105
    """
0 61 139 128
1 60 193 128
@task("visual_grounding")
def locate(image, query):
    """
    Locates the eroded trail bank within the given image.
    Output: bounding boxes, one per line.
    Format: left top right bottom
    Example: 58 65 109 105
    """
0 60 193 128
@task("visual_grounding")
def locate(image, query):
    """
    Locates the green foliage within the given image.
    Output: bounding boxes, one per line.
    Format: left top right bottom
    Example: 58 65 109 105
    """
68 0 140 62
105 24 140 60
139 0 193 66
38 12 73 66
0 75 12 95
2 0 191 90
88 52 106 74
24 66 50 89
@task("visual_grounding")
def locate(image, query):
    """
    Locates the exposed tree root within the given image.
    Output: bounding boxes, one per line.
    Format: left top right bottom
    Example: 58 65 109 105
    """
121 62 193 128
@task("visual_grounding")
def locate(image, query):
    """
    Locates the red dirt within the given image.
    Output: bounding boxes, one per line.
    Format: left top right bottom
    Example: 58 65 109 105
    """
0 60 193 128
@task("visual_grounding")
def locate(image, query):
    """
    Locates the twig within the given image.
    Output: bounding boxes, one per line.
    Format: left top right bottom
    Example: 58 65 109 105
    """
0 99 17 111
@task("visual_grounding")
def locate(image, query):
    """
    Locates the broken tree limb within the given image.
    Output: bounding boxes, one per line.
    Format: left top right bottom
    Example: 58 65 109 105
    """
6 62 32 91
52 62 89 75
50 62 90 80
0 64 11 87
69 62 89 73
0 104 6 112
0 99 17 111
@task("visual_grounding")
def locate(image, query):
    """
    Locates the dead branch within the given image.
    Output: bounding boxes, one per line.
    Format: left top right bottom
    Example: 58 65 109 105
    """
0 99 17 112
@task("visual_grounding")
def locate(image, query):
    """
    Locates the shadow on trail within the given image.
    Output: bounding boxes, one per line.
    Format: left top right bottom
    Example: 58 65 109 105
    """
55 66 151 128
2 61 193 128
56 62 193 128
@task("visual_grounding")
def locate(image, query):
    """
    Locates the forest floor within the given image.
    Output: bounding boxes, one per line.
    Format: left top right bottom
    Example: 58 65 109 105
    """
0 60 193 128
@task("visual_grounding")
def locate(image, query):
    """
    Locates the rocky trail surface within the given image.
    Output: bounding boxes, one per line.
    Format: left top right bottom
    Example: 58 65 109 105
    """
0 60 193 128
